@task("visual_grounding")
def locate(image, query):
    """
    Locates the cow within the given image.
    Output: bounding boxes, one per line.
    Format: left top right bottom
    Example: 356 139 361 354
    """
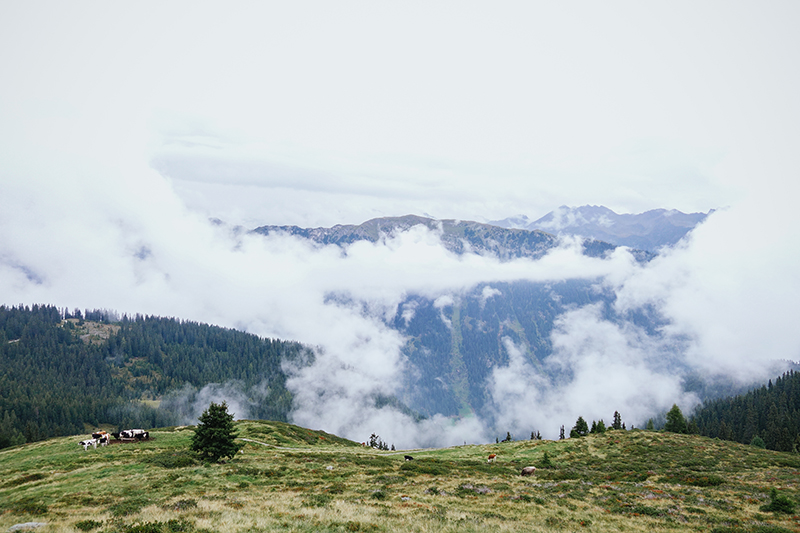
487 454 497 463
79 439 97 451
404 455 414 461
92 431 110 446
118 429 149 441
521 466 537 476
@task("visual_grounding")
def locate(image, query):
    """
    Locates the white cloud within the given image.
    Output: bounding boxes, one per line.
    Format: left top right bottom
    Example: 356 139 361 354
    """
2 1 800 446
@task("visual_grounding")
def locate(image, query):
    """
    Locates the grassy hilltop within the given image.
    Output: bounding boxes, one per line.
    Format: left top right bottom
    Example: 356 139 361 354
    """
1 421 799 533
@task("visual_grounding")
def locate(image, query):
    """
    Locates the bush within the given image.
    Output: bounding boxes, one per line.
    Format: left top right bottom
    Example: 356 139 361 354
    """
302 494 333 507
760 489 796 514
75 520 103 532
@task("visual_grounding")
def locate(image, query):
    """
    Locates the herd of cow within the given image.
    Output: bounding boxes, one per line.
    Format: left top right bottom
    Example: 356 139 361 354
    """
78 429 150 451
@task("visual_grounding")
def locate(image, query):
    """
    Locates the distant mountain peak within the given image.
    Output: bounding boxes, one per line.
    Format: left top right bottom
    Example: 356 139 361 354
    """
522 205 710 252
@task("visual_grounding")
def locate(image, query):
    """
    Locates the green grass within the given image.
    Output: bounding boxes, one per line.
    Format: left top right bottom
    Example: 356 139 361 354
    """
1 424 799 532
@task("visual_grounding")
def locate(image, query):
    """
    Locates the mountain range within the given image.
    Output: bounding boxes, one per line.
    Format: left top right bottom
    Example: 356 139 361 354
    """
490 205 711 252
249 207 790 430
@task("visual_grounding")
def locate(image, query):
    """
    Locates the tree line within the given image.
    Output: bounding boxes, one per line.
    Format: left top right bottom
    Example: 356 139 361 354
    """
562 372 800 454
0 304 306 449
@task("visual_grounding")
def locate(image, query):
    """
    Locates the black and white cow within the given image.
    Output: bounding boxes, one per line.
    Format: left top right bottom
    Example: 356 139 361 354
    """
79 438 97 451
118 429 149 440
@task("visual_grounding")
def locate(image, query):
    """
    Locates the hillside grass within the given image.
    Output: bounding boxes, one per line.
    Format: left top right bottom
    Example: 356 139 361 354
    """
1 422 799 533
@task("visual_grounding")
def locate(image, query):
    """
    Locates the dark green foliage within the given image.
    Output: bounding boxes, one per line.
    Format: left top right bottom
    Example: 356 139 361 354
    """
370 490 387 500
570 416 589 438
502 431 513 442
302 494 333 507
368 433 390 450
539 451 553 468
75 520 104 531
112 520 193 533
612 410 622 430
691 370 800 452
760 488 796 514
590 419 606 434
664 404 687 433
191 402 240 462
0 305 306 449
750 435 766 448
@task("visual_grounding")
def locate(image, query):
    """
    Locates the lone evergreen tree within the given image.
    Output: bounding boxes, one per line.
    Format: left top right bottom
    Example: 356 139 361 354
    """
559 425 565 440
570 416 589 438
664 404 688 434
612 411 622 430
191 401 240 462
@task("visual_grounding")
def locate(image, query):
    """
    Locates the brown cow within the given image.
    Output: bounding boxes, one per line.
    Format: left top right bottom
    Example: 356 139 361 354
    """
521 466 537 476
487 454 497 463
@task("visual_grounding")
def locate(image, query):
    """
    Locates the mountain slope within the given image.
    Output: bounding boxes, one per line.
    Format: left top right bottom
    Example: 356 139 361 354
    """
0 305 307 449
492 205 710 252
1 423 798 533
252 214 629 261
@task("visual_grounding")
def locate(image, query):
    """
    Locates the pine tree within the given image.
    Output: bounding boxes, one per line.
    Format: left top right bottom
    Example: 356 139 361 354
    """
570 416 589 438
612 411 622 430
191 402 240 462
559 425 565 440
664 404 688 434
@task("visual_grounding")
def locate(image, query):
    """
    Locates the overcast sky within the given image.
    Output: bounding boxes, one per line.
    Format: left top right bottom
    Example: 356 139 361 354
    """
4 1 798 227
2 2 800 446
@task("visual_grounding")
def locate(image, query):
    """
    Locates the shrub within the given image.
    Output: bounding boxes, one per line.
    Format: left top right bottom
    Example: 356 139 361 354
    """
75 520 103 532
302 494 333 507
760 489 796 514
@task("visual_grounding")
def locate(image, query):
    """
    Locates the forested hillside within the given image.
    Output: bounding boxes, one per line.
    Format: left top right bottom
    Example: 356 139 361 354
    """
690 370 800 452
0 305 306 449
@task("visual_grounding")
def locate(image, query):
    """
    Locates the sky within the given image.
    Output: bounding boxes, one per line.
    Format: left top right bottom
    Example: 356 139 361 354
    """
2 2 800 447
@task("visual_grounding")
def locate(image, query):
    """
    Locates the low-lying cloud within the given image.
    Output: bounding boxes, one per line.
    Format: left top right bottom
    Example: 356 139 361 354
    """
2 154 799 448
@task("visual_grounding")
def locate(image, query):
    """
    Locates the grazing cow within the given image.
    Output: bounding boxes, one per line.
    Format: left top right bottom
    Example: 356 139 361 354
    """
487 454 497 463
520 466 537 476
92 431 110 446
119 429 149 441
79 439 97 451
404 455 414 461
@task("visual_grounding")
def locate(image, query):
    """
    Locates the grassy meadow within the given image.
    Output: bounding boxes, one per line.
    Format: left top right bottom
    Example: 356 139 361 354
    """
1 421 799 533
